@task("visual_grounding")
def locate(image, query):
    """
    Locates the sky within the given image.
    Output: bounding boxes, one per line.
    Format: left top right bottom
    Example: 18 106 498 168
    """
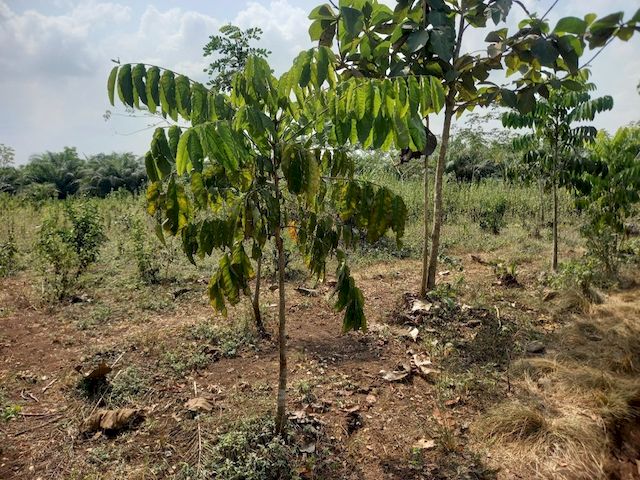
1 0 639 165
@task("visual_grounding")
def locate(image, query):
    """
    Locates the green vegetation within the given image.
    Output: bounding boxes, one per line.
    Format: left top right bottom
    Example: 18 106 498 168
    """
1 1 639 478
208 416 298 480
0 149 146 199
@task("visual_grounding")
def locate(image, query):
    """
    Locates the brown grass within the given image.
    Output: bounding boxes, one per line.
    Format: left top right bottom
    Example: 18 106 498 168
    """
475 285 640 480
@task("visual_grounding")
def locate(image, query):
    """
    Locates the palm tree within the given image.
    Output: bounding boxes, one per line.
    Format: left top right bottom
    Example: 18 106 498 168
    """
25 147 84 199
0 166 22 194
82 152 146 197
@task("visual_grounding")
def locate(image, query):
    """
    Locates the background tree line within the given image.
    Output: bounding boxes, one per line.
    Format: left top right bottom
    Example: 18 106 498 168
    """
0 145 146 199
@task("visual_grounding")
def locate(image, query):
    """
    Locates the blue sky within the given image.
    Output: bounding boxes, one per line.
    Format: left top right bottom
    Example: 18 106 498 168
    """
1 0 638 164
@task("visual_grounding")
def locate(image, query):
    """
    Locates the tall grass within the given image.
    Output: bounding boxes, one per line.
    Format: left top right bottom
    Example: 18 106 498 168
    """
0 160 579 279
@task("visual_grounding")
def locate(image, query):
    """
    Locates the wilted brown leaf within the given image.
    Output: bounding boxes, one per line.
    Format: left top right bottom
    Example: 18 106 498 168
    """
413 438 436 450
184 397 213 413
84 363 112 381
83 408 143 434
380 364 411 382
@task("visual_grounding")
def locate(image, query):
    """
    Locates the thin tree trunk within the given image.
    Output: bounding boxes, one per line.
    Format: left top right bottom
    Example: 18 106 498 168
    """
420 151 430 298
539 178 545 226
552 137 559 272
426 102 454 290
552 177 558 271
425 13 464 292
252 256 267 338
273 174 288 436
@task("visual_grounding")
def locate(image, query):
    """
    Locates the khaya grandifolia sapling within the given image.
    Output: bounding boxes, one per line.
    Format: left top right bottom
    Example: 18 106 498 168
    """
107 50 444 434
308 0 640 295
202 23 272 337
503 78 613 271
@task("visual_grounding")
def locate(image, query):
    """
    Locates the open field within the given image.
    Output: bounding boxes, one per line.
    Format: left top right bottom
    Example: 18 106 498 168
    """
1 180 639 479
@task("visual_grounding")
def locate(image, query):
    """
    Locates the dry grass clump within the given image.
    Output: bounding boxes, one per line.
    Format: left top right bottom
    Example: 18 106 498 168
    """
475 289 640 479
477 399 608 480
479 403 548 442
511 357 559 379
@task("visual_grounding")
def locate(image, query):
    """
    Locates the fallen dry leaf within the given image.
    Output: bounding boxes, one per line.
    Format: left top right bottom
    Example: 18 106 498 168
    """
299 443 316 454
409 327 419 342
411 354 440 382
411 300 433 314
413 438 436 450
83 408 143 434
380 364 411 382
84 363 112 381
184 397 213 413
445 396 461 407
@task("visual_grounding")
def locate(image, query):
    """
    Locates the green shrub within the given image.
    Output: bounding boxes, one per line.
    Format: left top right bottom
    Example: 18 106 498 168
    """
0 228 17 277
130 218 160 284
552 258 609 302
35 202 106 300
63 202 106 272
475 197 508 234
17 183 58 204
188 320 256 358
107 366 149 407
36 216 80 300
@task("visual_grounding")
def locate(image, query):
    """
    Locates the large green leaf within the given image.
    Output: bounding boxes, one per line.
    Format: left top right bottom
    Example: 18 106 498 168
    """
116 64 134 107
145 66 160 113
175 75 191 119
132 64 147 108
164 176 190 235
340 6 363 37
160 70 178 121
190 83 208 125
406 30 429 53
554 16 587 35
531 38 558 67
429 27 454 62
107 66 118 106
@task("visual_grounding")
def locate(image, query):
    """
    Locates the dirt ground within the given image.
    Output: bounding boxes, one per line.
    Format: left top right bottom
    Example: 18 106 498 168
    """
1 255 638 479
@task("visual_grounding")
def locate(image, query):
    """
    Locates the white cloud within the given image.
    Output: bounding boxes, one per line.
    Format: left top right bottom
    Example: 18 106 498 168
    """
0 1 131 77
0 0 638 164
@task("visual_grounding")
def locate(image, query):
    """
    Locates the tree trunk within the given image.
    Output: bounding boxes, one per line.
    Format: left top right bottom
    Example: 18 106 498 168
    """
426 102 454 290
539 178 545 226
552 137 559 272
552 177 558 271
420 154 430 298
273 175 288 436
252 256 267 338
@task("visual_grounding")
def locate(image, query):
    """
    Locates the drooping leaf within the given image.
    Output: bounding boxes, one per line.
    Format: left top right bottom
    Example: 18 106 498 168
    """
132 64 147 108
145 66 160 113
117 64 134 107
160 70 178 121
107 66 118 106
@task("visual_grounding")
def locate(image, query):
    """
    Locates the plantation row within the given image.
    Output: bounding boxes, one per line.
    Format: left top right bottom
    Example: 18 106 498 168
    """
0 147 146 199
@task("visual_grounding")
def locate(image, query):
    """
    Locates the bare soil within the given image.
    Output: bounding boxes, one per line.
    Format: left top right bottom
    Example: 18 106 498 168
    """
0 256 638 479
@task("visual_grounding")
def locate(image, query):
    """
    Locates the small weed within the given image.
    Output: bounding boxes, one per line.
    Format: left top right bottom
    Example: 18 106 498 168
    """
107 366 150 407
208 416 298 480
2 404 22 422
474 197 508 234
188 319 256 358
91 303 112 322
428 278 463 309
295 380 317 404
494 261 520 287
35 202 106 301
137 294 173 312
163 349 211 375
130 217 160 284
